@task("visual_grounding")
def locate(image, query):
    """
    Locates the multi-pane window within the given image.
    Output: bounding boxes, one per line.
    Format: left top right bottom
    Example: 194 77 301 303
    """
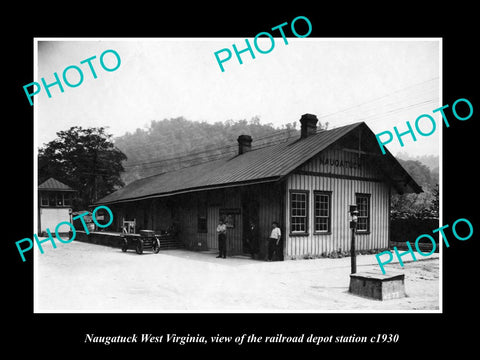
63 193 72 206
290 191 308 233
48 193 56 207
41 194 49 206
356 193 370 232
314 191 331 233
40 192 73 207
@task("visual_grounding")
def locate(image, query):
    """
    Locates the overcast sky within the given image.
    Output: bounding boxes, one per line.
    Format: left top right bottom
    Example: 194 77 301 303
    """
36 38 440 156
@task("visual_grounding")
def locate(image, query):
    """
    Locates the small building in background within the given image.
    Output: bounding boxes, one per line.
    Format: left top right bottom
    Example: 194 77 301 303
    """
38 177 76 235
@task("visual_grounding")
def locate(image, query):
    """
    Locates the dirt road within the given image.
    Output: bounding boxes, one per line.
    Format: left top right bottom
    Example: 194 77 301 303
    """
34 241 439 312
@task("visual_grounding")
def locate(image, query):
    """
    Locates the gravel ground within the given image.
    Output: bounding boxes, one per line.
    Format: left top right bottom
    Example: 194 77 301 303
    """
34 240 440 312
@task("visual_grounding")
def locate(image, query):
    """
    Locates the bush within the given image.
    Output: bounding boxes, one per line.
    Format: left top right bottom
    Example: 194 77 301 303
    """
391 218 439 244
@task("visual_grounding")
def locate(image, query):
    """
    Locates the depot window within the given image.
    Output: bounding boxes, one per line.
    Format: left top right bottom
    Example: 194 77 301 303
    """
314 191 331 233
355 193 371 233
290 190 309 234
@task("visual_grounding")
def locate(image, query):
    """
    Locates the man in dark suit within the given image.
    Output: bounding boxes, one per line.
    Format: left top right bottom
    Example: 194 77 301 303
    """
246 219 259 259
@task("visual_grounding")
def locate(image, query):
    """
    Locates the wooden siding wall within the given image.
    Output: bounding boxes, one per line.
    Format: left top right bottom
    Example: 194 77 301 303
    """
108 202 144 232
205 188 243 254
152 198 172 232
256 183 283 259
285 148 390 258
199 183 283 257
301 148 384 179
204 184 283 256
109 204 124 231
106 188 261 254
176 197 201 249
207 205 221 250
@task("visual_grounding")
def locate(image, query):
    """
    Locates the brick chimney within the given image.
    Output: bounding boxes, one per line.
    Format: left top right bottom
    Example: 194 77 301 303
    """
300 113 318 139
237 135 252 155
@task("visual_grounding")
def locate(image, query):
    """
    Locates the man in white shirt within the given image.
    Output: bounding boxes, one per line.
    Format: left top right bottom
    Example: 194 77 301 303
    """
216 218 227 258
267 221 281 261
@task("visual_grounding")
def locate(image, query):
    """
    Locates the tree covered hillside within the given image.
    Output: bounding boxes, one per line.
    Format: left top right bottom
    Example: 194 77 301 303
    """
114 116 328 184
396 151 439 186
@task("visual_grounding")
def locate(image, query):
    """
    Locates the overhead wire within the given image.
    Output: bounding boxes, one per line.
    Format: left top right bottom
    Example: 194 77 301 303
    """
316 77 438 122
119 124 295 156
119 77 440 174
123 127 296 168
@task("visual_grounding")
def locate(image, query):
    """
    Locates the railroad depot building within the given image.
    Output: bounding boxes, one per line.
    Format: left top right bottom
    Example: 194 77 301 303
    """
94 114 421 260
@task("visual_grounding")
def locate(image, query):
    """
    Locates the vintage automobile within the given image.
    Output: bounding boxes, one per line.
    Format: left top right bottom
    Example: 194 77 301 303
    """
121 230 161 254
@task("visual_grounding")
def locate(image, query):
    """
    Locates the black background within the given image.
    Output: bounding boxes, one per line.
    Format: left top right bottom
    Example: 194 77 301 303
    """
5 4 478 355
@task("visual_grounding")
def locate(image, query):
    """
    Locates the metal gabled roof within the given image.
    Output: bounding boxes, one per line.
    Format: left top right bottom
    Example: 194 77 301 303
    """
38 177 75 191
95 122 421 205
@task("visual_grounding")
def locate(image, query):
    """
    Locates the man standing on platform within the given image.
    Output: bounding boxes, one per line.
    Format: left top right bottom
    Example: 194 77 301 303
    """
216 217 227 259
267 221 281 261
246 219 259 259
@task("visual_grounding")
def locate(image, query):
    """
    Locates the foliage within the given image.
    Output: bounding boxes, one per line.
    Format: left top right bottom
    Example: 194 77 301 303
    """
38 127 127 209
396 151 439 170
397 159 436 187
293 248 388 260
391 158 439 220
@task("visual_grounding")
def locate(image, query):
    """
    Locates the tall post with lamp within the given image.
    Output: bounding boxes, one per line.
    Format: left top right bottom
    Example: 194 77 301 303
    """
349 204 359 274
348 204 406 300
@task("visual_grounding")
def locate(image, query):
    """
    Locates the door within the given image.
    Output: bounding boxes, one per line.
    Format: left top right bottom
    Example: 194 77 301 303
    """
207 205 220 250
242 191 259 254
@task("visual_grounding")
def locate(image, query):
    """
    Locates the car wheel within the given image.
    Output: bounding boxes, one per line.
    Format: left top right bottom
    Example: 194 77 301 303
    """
136 240 143 254
153 238 160 254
